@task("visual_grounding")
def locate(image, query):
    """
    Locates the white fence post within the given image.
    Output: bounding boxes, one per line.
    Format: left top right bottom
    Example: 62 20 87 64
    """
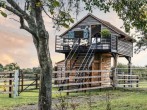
14 70 19 98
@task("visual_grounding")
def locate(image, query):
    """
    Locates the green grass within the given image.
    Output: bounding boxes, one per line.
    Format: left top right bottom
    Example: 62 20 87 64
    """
0 80 147 110
77 90 147 110
1 89 147 110
139 81 147 88
0 90 38 110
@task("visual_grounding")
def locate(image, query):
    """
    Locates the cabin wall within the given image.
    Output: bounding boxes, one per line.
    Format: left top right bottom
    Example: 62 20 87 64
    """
91 53 111 86
61 16 120 38
117 40 133 57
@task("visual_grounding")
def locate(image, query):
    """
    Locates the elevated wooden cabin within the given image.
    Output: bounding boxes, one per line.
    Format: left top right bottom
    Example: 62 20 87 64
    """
55 13 134 90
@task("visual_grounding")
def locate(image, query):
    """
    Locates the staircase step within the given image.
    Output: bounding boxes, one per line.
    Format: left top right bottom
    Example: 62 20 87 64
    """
74 64 88 66
78 53 87 55
77 56 85 58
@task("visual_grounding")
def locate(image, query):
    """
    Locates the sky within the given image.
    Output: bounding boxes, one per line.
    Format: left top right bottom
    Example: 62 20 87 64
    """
0 8 147 68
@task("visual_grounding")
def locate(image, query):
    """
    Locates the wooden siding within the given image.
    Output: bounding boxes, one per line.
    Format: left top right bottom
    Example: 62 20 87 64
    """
117 40 133 57
92 54 111 86
111 35 117 52
62 16 119 38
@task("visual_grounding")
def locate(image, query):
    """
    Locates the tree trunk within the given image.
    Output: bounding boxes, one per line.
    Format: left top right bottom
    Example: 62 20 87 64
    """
35 35 52 110
31 1 53 109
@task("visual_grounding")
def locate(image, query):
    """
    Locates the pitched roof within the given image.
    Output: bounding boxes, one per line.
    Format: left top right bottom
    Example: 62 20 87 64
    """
60 13 135 41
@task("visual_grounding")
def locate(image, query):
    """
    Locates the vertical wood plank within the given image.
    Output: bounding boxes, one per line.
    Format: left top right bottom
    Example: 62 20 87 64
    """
21 73 24 92
67 72 69 96
36 74 38 89
14 70 19 98
9 73 12 98
113 54 118 88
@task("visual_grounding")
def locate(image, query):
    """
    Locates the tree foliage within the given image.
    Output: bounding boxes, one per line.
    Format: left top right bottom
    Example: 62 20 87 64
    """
101 29 111 38
111 0 147 53
4 63 20 71
0 63 3 72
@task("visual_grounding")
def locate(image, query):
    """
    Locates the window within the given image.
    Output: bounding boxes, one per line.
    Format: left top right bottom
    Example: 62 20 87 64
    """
91 25 101 36
92 38 96 44
74 31 84 38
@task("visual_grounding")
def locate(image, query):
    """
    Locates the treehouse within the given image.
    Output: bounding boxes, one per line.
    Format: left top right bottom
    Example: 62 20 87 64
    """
55 13 134 91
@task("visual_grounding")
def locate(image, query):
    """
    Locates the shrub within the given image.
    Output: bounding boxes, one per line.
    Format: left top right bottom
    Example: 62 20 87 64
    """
100 29 111 38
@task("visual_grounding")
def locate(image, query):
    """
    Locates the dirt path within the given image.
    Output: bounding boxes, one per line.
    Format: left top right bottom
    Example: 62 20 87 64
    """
13 93 119 110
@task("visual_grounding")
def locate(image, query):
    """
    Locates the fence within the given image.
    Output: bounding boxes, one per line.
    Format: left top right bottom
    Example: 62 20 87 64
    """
52 70 112 94
1 68 146 98
115 68 147 88
0 70 39 98
0 70 19 98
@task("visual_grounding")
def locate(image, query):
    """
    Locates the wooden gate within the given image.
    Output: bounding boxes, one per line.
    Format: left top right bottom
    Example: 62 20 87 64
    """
18 71 40 94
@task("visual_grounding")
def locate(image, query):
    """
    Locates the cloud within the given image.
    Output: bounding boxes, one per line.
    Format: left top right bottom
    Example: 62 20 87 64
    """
30 58 39 67
0 8 146 68
0 54 14 65
132 51 147 66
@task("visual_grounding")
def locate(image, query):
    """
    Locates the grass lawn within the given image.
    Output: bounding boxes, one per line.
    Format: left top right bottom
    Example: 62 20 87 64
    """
1 89 147 110
139 81 147 88
77 90 147 110
0 80 147 110
0 90 38 110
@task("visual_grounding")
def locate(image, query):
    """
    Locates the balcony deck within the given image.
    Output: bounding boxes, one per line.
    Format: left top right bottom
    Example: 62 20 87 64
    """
55 38 111 53
55 35 133 57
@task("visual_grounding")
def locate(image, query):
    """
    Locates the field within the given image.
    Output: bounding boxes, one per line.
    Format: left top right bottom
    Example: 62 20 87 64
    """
0 75 147 110
0 88 147 110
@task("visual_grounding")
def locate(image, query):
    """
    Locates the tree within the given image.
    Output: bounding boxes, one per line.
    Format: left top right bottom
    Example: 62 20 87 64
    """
0 0 146 110
0 1 74 109
0 1 110 110
110 0 147 53
4 63 20 71
0 63 3 72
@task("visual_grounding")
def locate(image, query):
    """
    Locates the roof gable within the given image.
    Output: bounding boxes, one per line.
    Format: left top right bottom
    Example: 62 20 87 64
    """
60 13 134 41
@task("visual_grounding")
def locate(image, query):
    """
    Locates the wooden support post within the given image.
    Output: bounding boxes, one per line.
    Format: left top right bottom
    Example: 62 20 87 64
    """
4 80 6 92
112 53 118 88
89 71 92 88
84 72 86 93
67 72 69 96
35 74 38 89
21 73 24 92
54 66 57 85
125 56 132 87
99 54 102 87
9 73 12 98
129 63 132 87
136 76 139 87
18 70 21 96
14 70 19 98
124 75 125 88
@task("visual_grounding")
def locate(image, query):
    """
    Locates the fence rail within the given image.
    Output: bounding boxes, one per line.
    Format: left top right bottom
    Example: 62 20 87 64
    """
0 68 146 98
115 68 147 88
53 70 111 94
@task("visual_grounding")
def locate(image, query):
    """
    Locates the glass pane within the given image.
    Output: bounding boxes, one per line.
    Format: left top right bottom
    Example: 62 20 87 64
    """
92 38 96 43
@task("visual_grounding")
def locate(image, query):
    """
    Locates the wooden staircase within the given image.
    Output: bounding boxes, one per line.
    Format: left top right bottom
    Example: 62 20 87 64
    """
58 38 96 91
